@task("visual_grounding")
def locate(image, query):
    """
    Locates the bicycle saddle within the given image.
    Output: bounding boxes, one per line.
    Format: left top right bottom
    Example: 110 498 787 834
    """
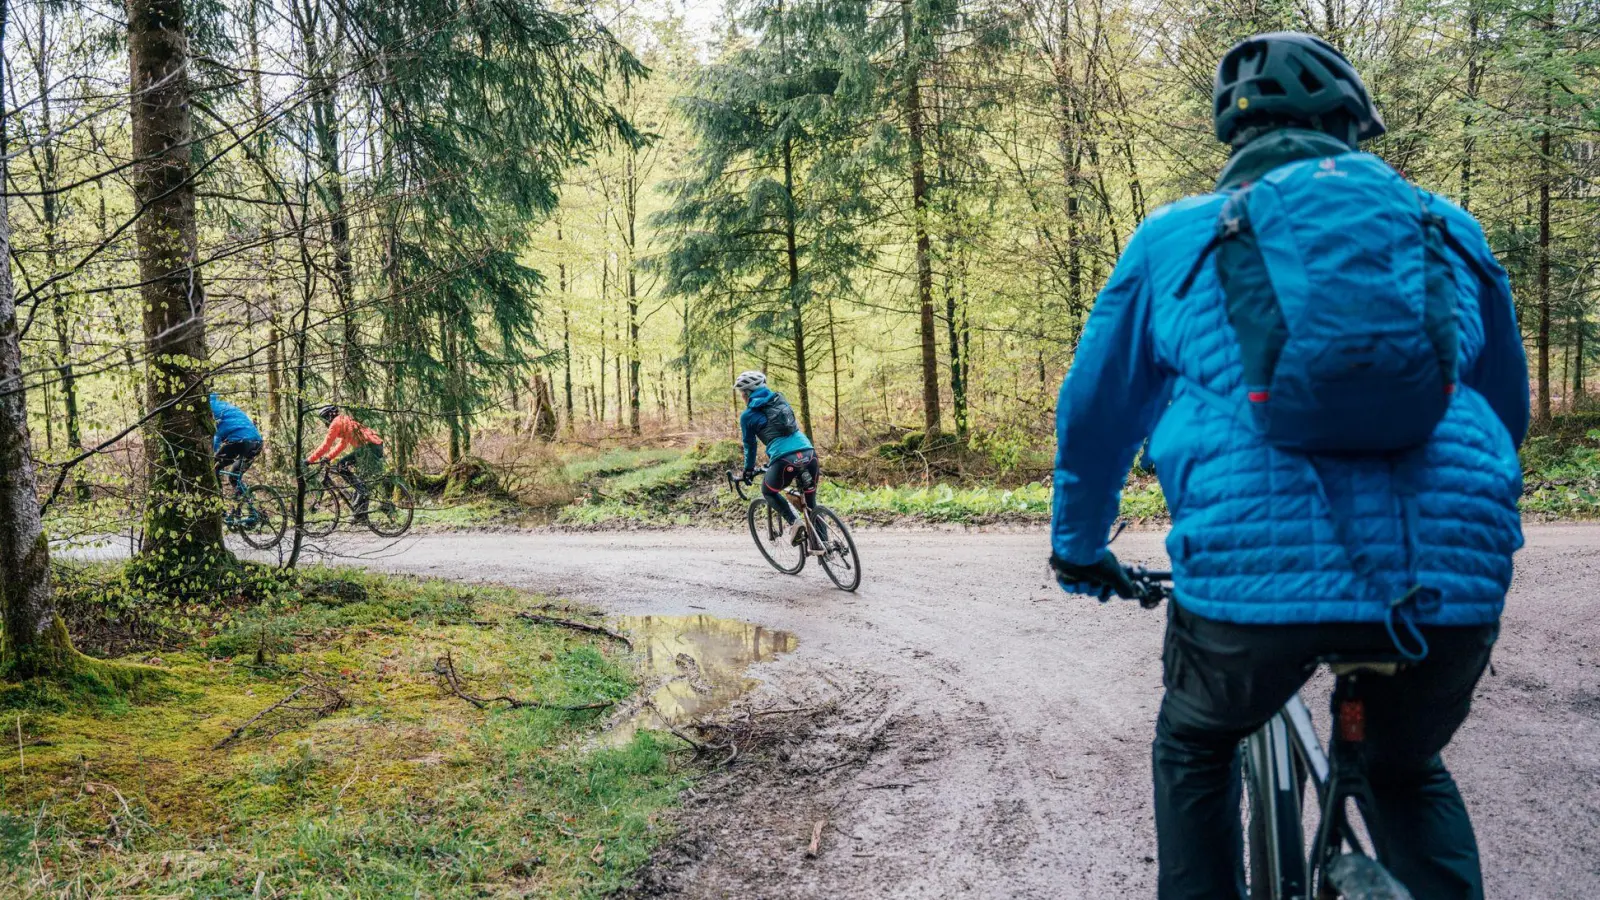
1317 653 1409 677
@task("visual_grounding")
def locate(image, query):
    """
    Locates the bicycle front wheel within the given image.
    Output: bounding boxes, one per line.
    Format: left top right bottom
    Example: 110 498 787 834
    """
238 485 288 550
366 475 415 538
300 484 340 538
1243 717 1308 900
813 506 861 592
748 497 804 574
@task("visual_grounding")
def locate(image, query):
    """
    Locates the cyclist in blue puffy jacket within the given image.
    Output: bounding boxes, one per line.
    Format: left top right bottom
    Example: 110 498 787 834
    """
736 371 827 549
210 393 264 498
1048 33 1527 900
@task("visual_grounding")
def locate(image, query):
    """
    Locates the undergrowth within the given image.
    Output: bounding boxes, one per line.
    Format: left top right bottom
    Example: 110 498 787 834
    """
1 567 687 897
1520 427 1600 519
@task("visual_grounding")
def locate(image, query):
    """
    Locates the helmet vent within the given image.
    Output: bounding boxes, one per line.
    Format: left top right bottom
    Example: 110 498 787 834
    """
1297 67 1324 93
1256 78 1287 96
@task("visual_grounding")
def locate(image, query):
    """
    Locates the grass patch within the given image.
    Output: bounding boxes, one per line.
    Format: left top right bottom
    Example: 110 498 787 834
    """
558 467 1169 529
1520 427 1600 519
2 568 687 897
561 447 684 483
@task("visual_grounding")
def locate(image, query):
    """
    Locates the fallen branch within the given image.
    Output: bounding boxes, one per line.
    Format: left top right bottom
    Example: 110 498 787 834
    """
806 819 826 858
214 679 347 749
434 651 613 712
514 613 633 650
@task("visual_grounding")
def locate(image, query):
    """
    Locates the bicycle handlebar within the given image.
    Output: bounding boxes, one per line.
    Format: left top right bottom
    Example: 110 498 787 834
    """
1124 567 1173 610
726 469 750 501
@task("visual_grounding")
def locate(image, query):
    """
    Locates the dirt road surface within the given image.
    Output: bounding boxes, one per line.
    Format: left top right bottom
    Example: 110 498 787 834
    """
327 524 1599 898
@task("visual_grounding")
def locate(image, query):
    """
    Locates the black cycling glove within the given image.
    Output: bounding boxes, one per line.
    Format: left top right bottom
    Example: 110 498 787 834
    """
1049 549 1138 601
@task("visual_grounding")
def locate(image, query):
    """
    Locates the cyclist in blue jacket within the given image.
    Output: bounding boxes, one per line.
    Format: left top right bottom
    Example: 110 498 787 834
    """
736 371 827 549
210 393 264 498
1048 33 1527 900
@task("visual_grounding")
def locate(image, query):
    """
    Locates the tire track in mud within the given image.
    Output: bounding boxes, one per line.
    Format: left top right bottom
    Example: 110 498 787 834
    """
328 525 1600 899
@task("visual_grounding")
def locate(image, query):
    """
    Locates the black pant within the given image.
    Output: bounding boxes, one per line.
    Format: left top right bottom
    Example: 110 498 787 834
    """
215 439 263 496
332 445 383 517
1154 602 1496 900
762 449 826 538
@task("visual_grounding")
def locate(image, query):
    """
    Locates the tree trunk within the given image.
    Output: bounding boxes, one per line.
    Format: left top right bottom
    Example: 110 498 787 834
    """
902 0 940 438
129 0 229 571
683 297 694 427
26 3 87 500
781 134 813 436
599 259 609 427
296 0 360 401
1535 36 1553 427
1461 5 1481 211
827 296 841 447
944 241 969 442
1576 313 1586 404
0 4 76 677
532 374 558 441
557 218 574 433
249 0 285 465
626 154 642 436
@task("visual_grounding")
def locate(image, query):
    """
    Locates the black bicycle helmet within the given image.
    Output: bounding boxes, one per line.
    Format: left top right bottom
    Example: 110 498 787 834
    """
1213 32 1385 146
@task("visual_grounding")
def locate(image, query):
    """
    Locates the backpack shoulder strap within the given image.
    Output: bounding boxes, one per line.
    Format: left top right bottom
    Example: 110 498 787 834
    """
1415 190 1497 286
1176 186 1254 298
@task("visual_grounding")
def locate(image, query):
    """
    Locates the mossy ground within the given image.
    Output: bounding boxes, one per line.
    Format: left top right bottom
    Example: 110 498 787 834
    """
1 568 687 897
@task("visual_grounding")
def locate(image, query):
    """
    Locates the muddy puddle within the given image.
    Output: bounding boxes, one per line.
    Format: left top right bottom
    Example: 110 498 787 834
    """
606 614 797 745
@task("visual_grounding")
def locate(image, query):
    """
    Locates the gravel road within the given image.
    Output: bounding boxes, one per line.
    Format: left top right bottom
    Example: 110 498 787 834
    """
325 524 1599 899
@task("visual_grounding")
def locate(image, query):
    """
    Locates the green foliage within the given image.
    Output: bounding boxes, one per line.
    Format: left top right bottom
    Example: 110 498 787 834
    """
1521 428 1600 519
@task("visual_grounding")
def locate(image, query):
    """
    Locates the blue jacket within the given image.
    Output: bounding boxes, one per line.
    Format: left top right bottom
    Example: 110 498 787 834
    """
1051 140 1528 627
740 386 813 471
210 394 262 450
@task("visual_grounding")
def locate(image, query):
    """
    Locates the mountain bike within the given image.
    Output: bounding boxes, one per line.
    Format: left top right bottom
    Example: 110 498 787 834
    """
219 461 287 550
727 464 861 591
1126 570 1414 900
300 462 416 539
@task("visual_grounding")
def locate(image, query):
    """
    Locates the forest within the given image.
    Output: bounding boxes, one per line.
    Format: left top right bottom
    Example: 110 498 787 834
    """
0 0 1594 891
0 0 1594 671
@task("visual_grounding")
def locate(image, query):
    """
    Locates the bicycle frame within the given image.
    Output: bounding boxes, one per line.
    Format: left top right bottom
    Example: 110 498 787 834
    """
729 464 824 554
1122 569 1412 900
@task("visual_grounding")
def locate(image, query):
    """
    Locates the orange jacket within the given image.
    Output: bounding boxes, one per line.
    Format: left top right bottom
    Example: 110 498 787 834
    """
308 414 383 464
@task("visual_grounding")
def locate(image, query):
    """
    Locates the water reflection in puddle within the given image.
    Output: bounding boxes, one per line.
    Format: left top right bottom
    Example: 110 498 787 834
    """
606 614 797 745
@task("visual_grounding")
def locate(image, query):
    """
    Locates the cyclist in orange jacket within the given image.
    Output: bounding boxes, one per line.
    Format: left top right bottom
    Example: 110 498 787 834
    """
306 405 384 521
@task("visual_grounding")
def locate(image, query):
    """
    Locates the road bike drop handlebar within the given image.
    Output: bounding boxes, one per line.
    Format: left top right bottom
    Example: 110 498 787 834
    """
727 462 779 502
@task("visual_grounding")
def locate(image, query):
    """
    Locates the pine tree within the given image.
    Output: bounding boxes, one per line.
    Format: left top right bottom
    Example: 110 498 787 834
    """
655 0 876 437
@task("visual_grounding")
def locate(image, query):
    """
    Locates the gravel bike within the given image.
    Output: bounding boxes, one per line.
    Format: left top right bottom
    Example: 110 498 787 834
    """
300 462 416 539
1126 570 1414 900
219 462 287 551
728 463 861 591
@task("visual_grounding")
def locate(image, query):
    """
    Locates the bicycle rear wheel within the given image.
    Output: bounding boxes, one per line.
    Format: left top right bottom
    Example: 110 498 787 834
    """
748 497 804 574
1325 853 1413 900
237 485 287 550
813 506 861 592
300 483 340 538
365 475 415 538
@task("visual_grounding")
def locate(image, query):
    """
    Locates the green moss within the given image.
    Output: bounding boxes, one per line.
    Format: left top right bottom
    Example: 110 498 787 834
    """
0 571 687 896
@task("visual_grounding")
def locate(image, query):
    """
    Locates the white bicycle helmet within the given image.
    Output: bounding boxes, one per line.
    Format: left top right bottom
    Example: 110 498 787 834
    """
733 370 767 392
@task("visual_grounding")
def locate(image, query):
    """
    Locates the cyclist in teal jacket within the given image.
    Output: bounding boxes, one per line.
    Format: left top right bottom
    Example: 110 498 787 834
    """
736 371 827 549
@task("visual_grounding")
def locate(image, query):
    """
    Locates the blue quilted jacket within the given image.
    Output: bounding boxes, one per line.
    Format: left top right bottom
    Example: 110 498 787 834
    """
1051 133 1529 626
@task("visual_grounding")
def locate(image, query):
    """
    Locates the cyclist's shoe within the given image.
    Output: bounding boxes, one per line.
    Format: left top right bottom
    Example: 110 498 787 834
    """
787 522 806 546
